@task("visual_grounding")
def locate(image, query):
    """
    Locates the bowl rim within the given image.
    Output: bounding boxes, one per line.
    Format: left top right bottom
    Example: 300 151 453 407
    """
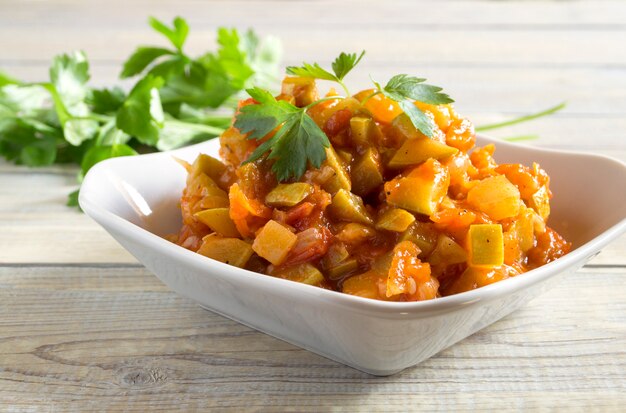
79 135 626 317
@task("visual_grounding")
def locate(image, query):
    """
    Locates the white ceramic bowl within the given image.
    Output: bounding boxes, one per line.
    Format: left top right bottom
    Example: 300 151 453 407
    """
79 136 626 376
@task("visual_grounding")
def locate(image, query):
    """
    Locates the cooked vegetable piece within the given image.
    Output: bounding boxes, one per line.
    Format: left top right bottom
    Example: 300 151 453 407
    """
342 270 386 300
198 195 230 209
174 68 570 302
197 235 254 268
467 175 520 220
328 189 374 225
529 185 551 220
468 224 504 268
189 153 228 188
321 146 351 194
265 183 314 207
195 208 240 238
272 263 325 286
388 136 458 168
281 76 319 106
349 116 383 147
386 241 431 297
326 258 359 280
351 148 383 196
376 208 416 232
252 220 298 265
322 242 350 270
385 159 449 216
428 234 467 266
445 265 510 295
400 221 439 257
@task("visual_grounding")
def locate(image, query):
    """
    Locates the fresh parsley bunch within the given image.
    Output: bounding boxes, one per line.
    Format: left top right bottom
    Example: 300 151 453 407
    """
235 51 453 182
0 17 281 206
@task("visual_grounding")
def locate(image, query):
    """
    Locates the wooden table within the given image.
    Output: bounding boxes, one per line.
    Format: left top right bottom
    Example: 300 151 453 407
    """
1 1 624 410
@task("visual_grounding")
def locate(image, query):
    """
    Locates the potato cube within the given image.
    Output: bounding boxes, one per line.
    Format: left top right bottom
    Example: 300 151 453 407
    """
252 220 298 265
468 224 504 268
195 208 240 238
467 175 521 220
197 236 253 268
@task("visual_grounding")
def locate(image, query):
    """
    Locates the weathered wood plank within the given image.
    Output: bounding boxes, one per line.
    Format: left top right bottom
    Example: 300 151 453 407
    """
0 266 623 411
2 26 626 68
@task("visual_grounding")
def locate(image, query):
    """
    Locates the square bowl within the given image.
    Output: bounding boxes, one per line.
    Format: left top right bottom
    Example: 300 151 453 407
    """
79 135 626 376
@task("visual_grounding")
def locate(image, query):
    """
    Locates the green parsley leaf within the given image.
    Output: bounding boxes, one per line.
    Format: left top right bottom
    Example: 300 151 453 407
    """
67 189 80 207
286 50 365 95
149 16 189 52
234 89 329 181
88 87 126 114
383 74 453 105
377 74 453 137
331 50 365 81
116 75 165 145
80 143 138 177
0 71 20 87
120 47 174 78
286 62 337 82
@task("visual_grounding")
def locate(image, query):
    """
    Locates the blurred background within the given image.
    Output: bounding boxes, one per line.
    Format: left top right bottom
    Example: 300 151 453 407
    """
2 0 624 159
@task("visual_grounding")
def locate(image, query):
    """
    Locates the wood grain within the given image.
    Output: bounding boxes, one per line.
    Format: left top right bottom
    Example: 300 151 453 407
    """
0 266 624 412
0 0 624 411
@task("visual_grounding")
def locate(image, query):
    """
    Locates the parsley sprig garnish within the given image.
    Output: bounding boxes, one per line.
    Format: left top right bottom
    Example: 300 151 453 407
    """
0 17 281 206
237 51 454 182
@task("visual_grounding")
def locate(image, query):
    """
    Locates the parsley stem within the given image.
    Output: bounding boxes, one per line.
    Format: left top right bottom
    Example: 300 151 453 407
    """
304 95 345 110
476 102 566 132
503 134 540 142
338 81 351 97
360 90 381 106
164 119 225 135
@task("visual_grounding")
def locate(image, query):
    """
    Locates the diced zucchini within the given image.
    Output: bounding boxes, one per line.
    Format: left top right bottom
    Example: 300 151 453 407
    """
197 236 253 268
272 263 325 286
349 116 384 147
187 173 228 199
336 149 353 164
400 221 439 257
388 137 458 169
198 195 230 209
322 242 350 269
190 153 227 186
252 220 298 265
328 189 374 225
467 175 521 220
468 224 504 268
326 258 359 280
342 270 386 300
265 183 314 207
321 146 352 194
351 148 384 196
428 234 467 266
391 112 426 140
385 159 450 216
376 208 416 232
194 208 240 238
